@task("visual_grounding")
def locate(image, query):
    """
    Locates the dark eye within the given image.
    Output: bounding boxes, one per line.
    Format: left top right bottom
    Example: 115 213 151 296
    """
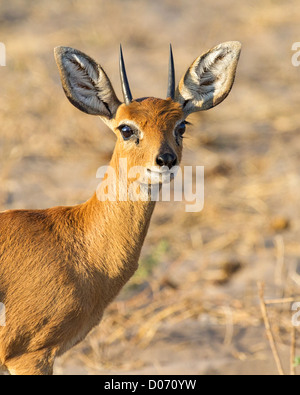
176 121 186 137
119 125 135 140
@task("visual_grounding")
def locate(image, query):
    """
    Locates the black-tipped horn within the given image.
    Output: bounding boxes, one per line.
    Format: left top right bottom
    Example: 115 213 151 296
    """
119 45 132 105
166 44 175 100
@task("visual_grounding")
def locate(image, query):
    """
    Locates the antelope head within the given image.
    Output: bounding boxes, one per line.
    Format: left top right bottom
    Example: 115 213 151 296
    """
54 42 241 185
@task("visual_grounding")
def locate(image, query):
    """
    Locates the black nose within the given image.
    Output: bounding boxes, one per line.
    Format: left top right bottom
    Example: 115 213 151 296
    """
156 152 177 169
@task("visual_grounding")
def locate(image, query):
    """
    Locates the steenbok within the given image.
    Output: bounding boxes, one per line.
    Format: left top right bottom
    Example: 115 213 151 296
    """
0 41 241 374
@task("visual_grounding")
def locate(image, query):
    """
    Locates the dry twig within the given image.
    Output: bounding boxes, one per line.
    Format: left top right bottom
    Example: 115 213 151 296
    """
290 325 296 376
257 281 284 375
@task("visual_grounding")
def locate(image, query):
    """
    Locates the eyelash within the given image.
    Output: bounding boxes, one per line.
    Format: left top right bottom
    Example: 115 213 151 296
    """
118 121 190 145
175 121 190 144
118 124 138 141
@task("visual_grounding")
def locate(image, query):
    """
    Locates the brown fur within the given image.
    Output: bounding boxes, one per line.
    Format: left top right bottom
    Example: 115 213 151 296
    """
0 41 241 374
0 98 184 375
112 98 184 169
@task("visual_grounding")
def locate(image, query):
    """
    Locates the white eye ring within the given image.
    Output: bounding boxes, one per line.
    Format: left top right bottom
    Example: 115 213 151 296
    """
173 120 188 144
117 120 143 142
176 121 186 137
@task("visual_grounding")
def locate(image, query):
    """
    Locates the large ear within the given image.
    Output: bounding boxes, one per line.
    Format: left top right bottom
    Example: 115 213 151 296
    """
54 46 121 119
175 41 241 115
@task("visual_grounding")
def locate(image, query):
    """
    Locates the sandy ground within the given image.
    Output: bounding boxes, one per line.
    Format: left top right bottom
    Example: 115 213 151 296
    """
1 0 300 375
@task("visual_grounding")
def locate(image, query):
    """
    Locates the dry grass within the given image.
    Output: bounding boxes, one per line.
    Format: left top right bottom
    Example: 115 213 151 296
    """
1 0 300 374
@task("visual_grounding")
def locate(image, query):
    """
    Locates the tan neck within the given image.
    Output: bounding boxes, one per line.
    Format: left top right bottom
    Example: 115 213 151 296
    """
78 150 156 284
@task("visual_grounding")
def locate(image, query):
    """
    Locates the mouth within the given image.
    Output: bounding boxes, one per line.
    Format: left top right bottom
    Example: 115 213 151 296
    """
147 169 173 176
146 166 178 184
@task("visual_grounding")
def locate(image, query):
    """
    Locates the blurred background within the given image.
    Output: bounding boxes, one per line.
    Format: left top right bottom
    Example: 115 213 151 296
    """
1 0 300 375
